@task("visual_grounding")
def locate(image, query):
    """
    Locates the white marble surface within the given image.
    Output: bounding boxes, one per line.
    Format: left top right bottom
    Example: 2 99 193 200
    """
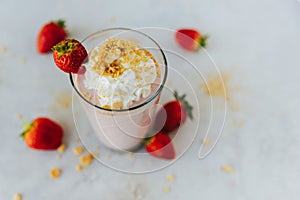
1 0 300 199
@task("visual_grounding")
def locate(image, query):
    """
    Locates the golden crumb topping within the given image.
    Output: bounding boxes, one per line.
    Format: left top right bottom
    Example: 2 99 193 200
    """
90 37 159 79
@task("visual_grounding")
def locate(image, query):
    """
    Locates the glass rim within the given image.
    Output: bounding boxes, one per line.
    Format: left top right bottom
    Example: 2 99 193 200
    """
69 27 168 112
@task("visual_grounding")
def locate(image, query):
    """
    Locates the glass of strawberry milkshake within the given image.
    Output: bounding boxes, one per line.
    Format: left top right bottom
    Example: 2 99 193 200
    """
70 28 167 151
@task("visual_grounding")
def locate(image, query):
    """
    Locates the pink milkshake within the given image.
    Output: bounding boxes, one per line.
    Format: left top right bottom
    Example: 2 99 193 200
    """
70 28 167 151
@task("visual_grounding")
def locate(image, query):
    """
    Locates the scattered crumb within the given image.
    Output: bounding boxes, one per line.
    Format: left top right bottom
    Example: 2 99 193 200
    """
80 153 94 167
19 57 26 64
0 45 7 52
73 138 81 143
96 145 101 150
166 174 176 182
73 146 84 155
75 165 82 172
91 152 99 158
8 52 15 58
229 120 235 127
200 73 230 100
57 144 66 153
110 17 117 23
50 168 61 179
13 193 22 200
238 121 245 127
166 80 172 86
202 137 211 145
231 103 239 111
163 186 171 192
16 113 23 120
54 90 72 109
229 181 236 187
55 154 61 159
127 152 136 160
220 165 234 173
106 154 111 159
84 131 90 137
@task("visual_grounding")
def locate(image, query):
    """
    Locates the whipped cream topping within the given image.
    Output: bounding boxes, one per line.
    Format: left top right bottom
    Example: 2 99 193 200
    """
83 38 160 109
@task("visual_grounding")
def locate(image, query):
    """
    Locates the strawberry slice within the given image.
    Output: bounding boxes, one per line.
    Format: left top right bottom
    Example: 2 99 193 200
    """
175 28 208 51
52 39 87 74
145 132 175 160
37 19 67 53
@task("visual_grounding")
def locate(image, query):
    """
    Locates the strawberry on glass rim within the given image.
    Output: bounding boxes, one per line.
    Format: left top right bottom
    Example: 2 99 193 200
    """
52 39 87 74
175 28 208 51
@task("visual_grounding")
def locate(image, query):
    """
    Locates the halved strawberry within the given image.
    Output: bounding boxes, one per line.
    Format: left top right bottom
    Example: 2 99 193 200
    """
52 39 87 73
145 132 175 160
175 28 208 51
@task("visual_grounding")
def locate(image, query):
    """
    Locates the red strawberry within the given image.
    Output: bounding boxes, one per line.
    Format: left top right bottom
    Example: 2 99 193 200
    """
145 132 175 160
37 19 67 53
20 117 63 150
52 39 87 73
175 28 208 51
161 91 193 133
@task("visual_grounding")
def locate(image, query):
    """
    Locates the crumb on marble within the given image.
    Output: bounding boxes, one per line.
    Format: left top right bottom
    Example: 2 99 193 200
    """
57 144 66 153
91 152 99 158
84 131 90 137
166 174 176 182
50 168 61 179
75 165 82 172
0 45 7 52
56 154 61 159
16 113 23 120
220 165 234 173
110 17 117 23
19 57 26 64
73 146 84 155
231 103 239 111
202 137 211 145
74 138 81 143
200 73 231 100
80 153 94 167
106 154 111 159
163 186 171 192
238 121 245 127
127 152 136 160
13 193 22 200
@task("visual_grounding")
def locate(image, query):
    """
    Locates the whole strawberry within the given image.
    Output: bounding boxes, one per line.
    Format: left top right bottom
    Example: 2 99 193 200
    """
160 91 193 133
37 19 67 53
21 117 63 150
145 132 175 160
175 28 207 51
52 39 87 73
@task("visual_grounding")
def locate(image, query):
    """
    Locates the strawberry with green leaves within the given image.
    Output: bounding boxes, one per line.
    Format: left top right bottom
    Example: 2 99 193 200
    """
175 28 208 51
160 91 193 133
21 117 63 150
145 132 175 160
37 19 67 53
52 39 87 73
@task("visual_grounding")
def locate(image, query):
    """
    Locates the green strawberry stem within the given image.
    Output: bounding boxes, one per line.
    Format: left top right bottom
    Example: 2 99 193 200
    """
52 40 76 58
20 121 32 138
174 90 194 120
54 19 66 28
199 35 208 48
